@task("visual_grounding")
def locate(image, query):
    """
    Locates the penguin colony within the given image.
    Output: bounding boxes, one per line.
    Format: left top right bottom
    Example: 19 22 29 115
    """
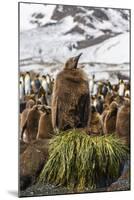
19 54 130 145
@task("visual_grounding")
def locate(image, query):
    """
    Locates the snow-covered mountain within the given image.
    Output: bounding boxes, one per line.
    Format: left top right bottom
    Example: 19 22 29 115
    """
19 3 130 83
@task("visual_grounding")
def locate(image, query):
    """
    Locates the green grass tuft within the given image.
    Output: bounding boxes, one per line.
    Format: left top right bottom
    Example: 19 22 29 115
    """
38 129 129 192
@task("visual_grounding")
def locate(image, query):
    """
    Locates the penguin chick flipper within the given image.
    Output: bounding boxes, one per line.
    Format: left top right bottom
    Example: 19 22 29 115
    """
51 96 59 130
105 110 115 121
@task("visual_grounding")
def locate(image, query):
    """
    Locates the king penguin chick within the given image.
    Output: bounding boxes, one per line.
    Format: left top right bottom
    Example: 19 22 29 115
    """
36 107 53 139
116 99 130 145
24 72 31 95
118 79 125 97
21 105 41 143
101 104 109 125
103 101 119 134
20 99 36 138
105 92 114 106
20 99 35 142
51 53 90 131
26 99 36 109
88 105 103 135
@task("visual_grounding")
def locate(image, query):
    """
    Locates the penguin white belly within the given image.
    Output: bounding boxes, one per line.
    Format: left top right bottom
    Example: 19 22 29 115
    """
90 80 94 93
46 76 50 85
20 84 24 100
20 77 24 84
118 84 125 96
93 84 98 96
93 99 97 107
125 90 130 97
42 80 48 92
25 78 31 95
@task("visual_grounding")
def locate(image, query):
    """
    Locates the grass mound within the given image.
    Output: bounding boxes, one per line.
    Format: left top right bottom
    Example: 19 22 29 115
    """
38 129 129 192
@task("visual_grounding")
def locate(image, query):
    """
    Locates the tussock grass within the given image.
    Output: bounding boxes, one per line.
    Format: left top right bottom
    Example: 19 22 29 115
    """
38 129 129 192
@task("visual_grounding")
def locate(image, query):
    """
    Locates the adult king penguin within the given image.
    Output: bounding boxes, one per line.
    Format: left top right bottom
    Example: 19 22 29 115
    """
20 81 24 101
51 53 90 131
24 72 31 95
118 79 125 97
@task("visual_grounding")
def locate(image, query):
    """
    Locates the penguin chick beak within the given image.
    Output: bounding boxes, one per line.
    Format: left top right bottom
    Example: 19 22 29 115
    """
73 53 83 69
74 53 83 62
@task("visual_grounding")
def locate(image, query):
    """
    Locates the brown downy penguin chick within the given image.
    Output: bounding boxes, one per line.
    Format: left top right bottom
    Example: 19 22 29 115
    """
20 99 35 128
36 106 53 139
26 99 36 109
101 104 109 124
20 108 30 141
114 95 124 106
116 99 130 145
51 53 90 131
103 101 119 134
38 86 48 105
104 92 114 106
21 105 41 143
88 105 103 136
24 94 36 102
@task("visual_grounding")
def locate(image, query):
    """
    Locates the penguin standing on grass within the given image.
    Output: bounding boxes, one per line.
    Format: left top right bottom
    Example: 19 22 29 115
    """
24 72 31 95
51 53 90 131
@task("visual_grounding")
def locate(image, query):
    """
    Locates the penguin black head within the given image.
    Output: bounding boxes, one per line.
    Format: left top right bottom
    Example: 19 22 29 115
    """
91 105 97 113
42 75 46 79
64 53 83 70
123 99 130 107
36 74 40 78
38 105 46 112
20 74 24 78
109 101 119 110
120 79 124 84
92 74 95 79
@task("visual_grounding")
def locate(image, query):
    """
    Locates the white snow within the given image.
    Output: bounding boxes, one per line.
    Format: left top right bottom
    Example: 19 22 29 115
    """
79 32 129 64
20 3 56 31
19 3 130 83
